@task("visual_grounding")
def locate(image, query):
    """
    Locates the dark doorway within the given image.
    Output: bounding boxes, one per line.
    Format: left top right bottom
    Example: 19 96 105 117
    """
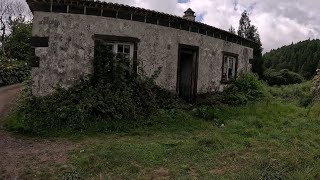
177 44 199 101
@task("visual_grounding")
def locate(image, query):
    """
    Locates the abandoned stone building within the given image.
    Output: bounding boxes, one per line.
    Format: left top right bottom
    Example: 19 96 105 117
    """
27 0 256 99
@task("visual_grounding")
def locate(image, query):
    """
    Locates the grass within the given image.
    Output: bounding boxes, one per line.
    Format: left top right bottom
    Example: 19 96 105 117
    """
5 81 320 179
61 100 320 179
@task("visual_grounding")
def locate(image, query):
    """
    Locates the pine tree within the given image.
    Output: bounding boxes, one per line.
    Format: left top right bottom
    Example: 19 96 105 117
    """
237 11 251 38
237 10 264 77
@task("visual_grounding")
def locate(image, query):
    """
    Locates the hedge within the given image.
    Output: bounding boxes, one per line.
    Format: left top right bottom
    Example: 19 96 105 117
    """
0 57 30 87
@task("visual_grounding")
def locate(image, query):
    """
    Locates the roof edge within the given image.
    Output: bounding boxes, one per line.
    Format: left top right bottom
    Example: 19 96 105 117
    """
26 0 259 48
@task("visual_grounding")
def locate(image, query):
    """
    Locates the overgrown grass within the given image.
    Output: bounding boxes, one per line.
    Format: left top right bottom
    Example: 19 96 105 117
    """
5 77 320 179
59 100 319 179
267 82 314 107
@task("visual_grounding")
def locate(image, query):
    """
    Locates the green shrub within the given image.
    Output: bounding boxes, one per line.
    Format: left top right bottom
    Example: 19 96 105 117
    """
264 69 304 86
12 45 179 135
197 72 267 106
223 72 267 104
0 56 30 87
267 82 313 107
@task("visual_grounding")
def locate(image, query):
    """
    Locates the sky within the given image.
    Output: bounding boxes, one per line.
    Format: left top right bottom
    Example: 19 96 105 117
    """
20 0 320 52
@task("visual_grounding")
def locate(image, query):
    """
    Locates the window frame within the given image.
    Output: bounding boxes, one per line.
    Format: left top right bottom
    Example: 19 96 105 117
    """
93 34 140 74
106 42 134 60
221 52 239 84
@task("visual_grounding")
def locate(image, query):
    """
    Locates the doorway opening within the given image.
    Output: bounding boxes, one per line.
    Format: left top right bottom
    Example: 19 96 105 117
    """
177 44 199 101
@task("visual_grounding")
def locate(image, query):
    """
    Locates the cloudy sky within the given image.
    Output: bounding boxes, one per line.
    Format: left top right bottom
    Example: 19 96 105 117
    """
21 0 320 52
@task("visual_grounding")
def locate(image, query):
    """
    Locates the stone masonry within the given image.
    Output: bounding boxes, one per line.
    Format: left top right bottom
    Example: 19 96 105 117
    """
27 0 255 96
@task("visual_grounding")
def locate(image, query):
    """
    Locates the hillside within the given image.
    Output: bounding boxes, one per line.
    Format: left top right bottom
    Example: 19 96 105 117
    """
263 39 320 79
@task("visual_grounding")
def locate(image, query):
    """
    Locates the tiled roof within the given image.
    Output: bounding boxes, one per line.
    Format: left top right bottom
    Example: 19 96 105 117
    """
26 0 258 48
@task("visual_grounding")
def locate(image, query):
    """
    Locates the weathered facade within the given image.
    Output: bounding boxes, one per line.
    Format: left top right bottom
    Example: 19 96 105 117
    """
27 0 255 98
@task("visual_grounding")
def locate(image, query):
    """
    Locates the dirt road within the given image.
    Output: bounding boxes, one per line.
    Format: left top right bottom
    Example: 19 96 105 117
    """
0 84 74 179
0 84 22 121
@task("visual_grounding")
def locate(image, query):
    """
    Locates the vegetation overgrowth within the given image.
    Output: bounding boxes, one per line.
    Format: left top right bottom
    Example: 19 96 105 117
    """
263 68 304 86
7 44 269 136
0 56 29 87
7 41 182 135
8 83 320 179
0 16 32 87
5 45 320 180
1 3 319 179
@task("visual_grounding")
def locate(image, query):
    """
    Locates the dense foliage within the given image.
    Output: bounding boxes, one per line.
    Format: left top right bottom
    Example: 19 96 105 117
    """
0 57 29 87
4 16 32 61
264 69 304 86
0 16 32 87
10 52 268 135
263 39 320 79
197 73 267 106
11 41 179 134
313 70 320 100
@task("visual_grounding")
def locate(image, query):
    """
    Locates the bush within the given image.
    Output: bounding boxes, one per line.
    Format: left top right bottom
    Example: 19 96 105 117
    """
12 46 179 135
313 71 320 101
263 69 304 86
267 82 314 107
197 72 267 106
223 72 267 104
0 56 30 87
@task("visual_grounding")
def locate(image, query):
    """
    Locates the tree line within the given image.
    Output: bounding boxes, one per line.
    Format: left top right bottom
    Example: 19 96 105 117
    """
264 39 320 80
231 10 319 85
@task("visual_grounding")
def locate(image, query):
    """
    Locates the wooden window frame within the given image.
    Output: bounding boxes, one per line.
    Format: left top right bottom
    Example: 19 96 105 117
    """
221 51 239 84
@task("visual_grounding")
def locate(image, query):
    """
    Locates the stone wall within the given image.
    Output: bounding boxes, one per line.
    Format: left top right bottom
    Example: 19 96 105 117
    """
31 12 253 96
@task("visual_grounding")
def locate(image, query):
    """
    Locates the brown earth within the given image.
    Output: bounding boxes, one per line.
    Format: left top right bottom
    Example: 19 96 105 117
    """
0 84 22 121
0 84 75 179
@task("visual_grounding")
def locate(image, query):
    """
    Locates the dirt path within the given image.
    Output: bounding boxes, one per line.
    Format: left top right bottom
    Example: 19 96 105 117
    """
0 84 75 179
0 84 22 121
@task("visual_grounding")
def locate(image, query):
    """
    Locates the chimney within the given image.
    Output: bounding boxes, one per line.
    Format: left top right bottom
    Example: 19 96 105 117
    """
183 8 196 21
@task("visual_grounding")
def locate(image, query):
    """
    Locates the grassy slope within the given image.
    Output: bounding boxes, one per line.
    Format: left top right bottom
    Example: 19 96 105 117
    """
5 82 320 179
63 100 320 179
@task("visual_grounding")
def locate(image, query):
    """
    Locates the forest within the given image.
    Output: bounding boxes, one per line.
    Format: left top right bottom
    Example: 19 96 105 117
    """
263 39 320 80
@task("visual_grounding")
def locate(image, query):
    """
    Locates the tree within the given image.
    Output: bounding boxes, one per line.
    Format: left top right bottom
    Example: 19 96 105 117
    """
0 0 29 56
0 0 13 55
238 10 264 77
4 15 32 61
229 26 236 34
237 11 251 38
263 39 320 79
